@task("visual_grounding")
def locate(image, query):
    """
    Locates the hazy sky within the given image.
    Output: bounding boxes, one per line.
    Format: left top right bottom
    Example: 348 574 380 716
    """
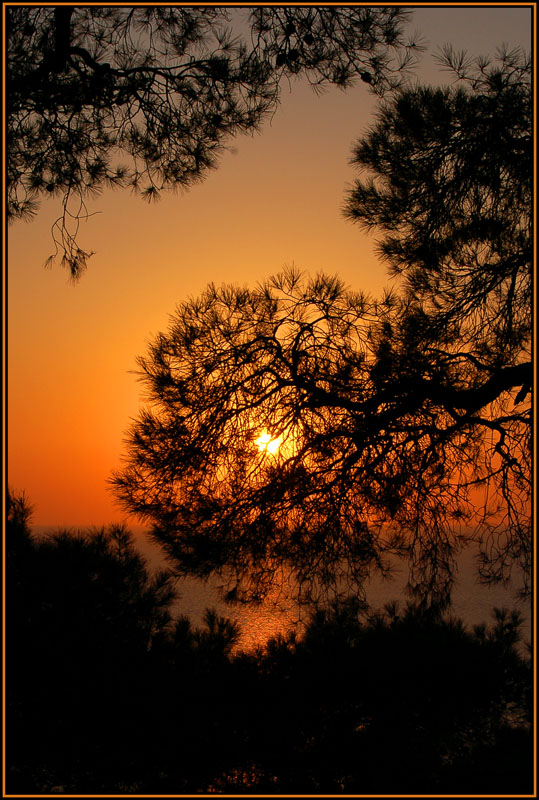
7 5 533 530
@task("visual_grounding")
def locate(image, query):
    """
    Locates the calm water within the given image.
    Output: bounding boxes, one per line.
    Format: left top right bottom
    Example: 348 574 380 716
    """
134 533 532 653
30 525 532 653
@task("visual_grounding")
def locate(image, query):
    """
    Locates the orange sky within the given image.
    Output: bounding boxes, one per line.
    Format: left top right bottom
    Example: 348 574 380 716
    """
7 6 533 531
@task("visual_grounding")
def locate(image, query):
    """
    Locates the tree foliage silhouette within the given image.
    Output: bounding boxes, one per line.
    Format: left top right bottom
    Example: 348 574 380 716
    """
5 488 238 793
112 48 531 609
344 46 531 371
6 490 531 793
6 5 421 278
343 46 532 594
220 599 531 793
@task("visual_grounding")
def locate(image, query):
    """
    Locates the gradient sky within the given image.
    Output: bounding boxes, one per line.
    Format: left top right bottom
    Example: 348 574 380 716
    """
7 5 533 532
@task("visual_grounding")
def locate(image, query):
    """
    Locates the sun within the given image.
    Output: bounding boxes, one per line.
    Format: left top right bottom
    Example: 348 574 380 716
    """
255 429 283 455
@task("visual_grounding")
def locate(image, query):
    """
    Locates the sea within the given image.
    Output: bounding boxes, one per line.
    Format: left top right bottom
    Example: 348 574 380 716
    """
173 548 532 654
30 525 531 654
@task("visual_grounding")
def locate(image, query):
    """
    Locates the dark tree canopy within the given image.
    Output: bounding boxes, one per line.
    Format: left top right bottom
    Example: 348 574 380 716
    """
111 268 530 609
343 46 532 593
6 5 420 278
112 48 532 610
343 45 532 369
6 490 532 794
6 488 177 652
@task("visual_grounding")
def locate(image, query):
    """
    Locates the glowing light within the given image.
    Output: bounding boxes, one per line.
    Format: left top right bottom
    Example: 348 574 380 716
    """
255 429 282 455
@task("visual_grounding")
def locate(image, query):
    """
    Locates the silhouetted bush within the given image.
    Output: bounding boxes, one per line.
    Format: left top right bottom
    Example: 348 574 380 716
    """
6 489 532 794
211 598 531 794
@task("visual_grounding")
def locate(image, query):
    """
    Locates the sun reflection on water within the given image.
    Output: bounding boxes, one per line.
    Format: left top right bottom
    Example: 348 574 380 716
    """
175 573 301 652
133 530 532 656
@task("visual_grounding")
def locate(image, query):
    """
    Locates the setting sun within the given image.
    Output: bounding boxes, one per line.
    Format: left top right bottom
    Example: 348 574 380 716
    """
255 429 282 455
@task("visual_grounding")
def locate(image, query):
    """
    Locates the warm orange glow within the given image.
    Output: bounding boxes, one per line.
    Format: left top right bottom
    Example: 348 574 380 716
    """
6 9 530 528
255 429 283 455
